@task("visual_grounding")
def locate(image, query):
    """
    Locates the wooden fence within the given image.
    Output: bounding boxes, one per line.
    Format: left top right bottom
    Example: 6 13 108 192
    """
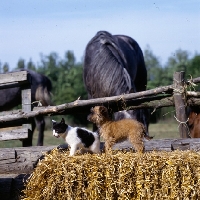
0 71 200 199
0 71 32 144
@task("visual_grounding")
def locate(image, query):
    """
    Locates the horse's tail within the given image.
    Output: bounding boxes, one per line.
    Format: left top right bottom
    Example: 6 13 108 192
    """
35 76 53 106
35 85 53 106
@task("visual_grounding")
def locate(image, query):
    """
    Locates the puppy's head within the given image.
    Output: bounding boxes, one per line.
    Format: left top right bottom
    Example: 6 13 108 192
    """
87 106 110 126
52 118 68 138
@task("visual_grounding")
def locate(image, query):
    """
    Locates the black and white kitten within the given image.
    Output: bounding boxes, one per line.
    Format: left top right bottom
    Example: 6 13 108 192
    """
52 118 100 156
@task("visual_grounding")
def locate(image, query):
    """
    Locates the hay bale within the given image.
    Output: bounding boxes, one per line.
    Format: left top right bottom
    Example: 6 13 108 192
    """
22 149 200 200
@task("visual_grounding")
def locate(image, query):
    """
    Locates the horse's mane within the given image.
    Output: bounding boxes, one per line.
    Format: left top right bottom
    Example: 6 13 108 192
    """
84 32 132 98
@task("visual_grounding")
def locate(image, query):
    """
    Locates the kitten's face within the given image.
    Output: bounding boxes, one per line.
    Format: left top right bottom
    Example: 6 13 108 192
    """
52 118 68 138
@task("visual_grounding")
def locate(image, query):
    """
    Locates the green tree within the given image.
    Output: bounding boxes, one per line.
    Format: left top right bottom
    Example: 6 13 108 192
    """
27 59 36 71
16 58 25 69
36 51 87 125
187 54 200 90
144 46 163 89
3 62 9 73
164 49 190 83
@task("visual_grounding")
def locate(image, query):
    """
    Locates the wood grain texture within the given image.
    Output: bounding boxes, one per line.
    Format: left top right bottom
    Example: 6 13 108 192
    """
173 72 189 138
0 71 28 84
1 138 200 174
0 139 200 199
0 128 28 141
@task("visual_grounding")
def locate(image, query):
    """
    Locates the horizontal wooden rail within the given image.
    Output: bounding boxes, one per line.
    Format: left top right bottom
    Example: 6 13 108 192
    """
191 76 200 84
1 138 200 175
0 128 28 141
0 95 173 125
0 95 200 127
0 71 31 89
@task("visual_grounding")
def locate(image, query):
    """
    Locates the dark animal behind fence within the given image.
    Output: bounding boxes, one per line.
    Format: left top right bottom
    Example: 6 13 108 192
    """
0 69 53 146
83 31 150 135
188 89 200 138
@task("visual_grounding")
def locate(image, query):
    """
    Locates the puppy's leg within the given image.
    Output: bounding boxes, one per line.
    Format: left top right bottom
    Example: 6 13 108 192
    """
129 131 144 153
69 144 78 156
105 137 116 153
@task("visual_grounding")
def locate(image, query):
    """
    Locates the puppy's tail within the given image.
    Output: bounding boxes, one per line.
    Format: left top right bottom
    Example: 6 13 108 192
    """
141 123 153 140
144 135 154 140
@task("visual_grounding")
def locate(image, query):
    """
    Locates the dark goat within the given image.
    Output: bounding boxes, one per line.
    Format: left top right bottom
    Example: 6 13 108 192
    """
83 31 150 135
0 69 53 146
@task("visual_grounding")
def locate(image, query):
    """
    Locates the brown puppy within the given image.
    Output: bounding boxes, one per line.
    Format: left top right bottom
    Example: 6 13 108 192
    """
88 106 149 153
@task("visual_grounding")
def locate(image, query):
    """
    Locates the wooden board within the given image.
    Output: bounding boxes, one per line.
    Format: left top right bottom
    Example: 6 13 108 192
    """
0 139 200 200
0 146 56 174
0 71 28 84
1 138 200 175
0 128 28 141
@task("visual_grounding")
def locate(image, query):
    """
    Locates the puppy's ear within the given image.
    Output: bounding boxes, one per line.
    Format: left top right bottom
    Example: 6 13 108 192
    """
61 118 65 124
100 106 108 114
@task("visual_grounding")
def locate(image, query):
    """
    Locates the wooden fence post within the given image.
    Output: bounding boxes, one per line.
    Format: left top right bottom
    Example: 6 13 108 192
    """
173 71 189 138
21 83 32 147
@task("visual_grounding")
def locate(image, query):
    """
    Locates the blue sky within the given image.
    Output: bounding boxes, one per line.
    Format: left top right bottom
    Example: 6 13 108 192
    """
0 0 199 69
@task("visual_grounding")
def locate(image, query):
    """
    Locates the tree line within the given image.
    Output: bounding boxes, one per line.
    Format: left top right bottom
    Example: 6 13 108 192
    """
0 46 199 124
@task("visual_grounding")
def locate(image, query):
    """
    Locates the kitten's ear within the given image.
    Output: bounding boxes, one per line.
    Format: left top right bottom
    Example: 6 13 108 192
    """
61 118 65 124
52 119 56 124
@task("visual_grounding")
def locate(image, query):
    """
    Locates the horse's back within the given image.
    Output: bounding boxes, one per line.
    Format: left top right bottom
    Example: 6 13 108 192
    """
83 31 147 98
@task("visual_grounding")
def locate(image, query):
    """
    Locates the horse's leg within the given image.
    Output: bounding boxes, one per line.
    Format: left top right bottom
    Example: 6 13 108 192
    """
22 118 35 147
34 115 45 146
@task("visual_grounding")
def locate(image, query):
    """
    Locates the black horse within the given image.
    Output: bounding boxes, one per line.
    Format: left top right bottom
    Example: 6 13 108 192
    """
83 31 149 135
0 69 53 146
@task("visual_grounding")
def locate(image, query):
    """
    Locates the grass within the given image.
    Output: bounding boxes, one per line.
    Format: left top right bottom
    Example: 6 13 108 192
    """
0 121 180 148
149 122 179 139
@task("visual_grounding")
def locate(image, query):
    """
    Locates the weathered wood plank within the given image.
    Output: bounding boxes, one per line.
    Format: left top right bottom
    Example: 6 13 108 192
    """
21 85 32 147
0 128 28 141
0 138 200 174
171 138 191 150
0 71 29 84
0 110 22 117
190 142 200 151
0 148 15 165
0 146 56 174
113 140 172 151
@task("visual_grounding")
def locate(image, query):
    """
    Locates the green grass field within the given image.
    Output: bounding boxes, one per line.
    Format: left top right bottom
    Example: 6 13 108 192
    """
0 121 180 148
